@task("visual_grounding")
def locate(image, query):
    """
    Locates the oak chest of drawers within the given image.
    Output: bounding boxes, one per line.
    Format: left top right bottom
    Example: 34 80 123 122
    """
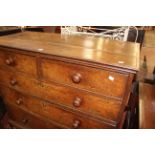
0 32 140 129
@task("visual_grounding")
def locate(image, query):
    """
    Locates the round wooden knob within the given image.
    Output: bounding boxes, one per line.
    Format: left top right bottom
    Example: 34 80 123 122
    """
22 118 28 124
73 97 82 107
16 98 23 105
72 120 81 129
72 73 82 84
5 58 14 66
10 79 17 86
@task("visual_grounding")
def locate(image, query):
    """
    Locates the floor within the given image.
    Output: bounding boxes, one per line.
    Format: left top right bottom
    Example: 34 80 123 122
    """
139 30 155 82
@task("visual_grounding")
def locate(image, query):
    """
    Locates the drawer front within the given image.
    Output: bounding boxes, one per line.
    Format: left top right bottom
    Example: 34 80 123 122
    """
0 49 37 77
0 50 5 66
5 91 113 128
41 58 128 98
6 104 59 129
0 70 122 122
8 121 23 129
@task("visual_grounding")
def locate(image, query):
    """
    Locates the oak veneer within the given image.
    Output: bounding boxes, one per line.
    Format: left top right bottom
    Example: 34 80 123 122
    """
0 48 37 77
7 104 60 129
41 58 128 99
0 32 140 128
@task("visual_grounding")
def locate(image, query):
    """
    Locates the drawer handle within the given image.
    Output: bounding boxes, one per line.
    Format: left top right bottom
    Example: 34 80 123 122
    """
72 120 81 129
22 118 28 124
10 79 17 86
16 98 23 105
73 97 82 107
72 73 82 84
5 58 14 66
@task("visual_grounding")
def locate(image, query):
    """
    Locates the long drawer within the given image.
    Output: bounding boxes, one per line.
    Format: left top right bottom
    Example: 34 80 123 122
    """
41 58 128 99
0 48 37 77
0 69 122 122
3 88 115 128
7 104 60 129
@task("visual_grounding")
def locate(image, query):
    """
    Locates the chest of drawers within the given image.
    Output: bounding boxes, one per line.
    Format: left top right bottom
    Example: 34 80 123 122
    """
0 32 140 128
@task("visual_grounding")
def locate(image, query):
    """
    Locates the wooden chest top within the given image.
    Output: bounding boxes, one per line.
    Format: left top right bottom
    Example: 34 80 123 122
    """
0 31 140 72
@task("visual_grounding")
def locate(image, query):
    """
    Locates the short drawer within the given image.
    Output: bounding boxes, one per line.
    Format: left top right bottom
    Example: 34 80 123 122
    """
6 104 60 129
3 89 115 129
0 70 122 122
41 58 128 98
0 48 37 77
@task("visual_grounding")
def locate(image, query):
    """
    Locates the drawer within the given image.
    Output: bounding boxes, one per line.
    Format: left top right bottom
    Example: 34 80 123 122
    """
8 120 23 129
3 89 115 129
0 48 37 77
0 70 122 122
6 104 60 129
0 50 5 66
41 58 128 98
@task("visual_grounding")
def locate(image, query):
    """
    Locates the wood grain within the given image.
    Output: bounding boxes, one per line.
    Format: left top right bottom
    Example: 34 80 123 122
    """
6 96 114 129
139 83 155 128
0 48 37 77
0 32 139 128
0 32 140 71
7 104 61 129
0 70 122 123
41 58 128 99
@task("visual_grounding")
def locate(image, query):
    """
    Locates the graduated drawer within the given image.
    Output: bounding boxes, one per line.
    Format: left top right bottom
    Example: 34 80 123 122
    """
0 48 37 77
6 104 60 129
3 89 114 129
41 58 128 99
0 69 122 122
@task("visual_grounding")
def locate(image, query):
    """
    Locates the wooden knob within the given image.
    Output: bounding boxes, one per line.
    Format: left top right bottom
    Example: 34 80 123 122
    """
16 98 23 105
72 120 81 129
73 97 82 107
10 79 17 86
72 73 82 83
5 58 14 66
22 118 28 124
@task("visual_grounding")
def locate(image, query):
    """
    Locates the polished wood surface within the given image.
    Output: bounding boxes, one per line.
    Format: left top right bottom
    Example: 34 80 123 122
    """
3 89 114 129
0 32 140 128
0 31 139 71
0 86 121 124
139 83 155 128
7 104 60 129
0 48 37 77
41 58 128 98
